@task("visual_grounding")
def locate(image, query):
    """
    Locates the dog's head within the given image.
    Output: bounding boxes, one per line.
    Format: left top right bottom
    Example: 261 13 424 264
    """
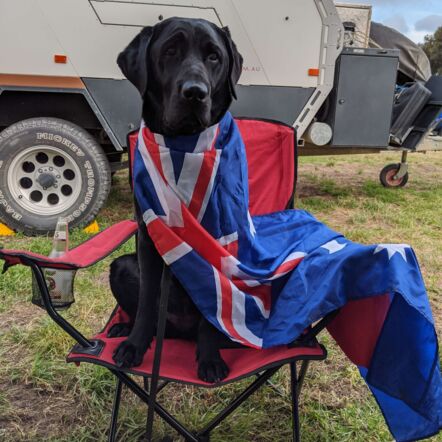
117 17 243 136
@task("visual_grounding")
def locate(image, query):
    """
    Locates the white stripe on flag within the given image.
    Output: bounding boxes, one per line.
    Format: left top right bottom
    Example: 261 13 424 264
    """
162 242 192 265
230 281 263 348
217 231 238 246
137 128 170 219
177 153 204 206
214 266 264 347
250 285 271 319
153 133 165 148
156 136 178 188
194 123 219 153
220 255 256 281
142 209 157 225
155 133 209 211
213 267 229 336
247 211 256 237
285 251 307 260
138 129 184 227
157 142 196 208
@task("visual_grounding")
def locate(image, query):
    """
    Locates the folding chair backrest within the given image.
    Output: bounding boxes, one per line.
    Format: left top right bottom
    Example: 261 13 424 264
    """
235 118 296 214
128 118 297 215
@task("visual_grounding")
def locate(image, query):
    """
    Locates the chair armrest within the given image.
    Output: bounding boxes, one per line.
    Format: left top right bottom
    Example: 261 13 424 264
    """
0 220 137 271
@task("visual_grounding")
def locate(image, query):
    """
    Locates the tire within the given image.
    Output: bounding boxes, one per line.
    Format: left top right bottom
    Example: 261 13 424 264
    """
0 118 111 235
379 163 409 188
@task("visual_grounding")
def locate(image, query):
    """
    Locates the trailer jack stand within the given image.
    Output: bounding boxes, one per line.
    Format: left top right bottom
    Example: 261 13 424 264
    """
394 151 409 180
379 151 409 188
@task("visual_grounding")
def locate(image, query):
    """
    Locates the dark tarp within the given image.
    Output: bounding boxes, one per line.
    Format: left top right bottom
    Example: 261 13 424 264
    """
369 21 432 82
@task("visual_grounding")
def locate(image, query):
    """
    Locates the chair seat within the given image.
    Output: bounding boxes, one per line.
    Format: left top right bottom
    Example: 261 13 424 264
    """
67 308 327 387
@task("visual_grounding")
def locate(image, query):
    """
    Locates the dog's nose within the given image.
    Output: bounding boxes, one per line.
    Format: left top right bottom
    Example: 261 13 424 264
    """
181 81 209 101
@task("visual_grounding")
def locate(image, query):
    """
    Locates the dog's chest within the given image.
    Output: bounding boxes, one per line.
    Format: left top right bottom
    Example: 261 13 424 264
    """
167 311 199 332
163 283 200 333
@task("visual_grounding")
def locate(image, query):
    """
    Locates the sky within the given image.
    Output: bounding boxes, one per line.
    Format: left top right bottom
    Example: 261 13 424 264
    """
338 0 442 43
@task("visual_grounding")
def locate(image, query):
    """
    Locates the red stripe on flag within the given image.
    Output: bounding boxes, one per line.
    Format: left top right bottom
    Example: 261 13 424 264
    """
224 240 238 258
274 257 304 275
147 218 183 257
327 294 390 367
172 207 230 269
188 149 217 218
234 279 271 312
218 272 248 344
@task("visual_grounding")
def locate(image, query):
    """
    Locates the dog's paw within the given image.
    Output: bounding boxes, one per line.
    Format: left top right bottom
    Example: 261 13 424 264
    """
198 357 229 383
113 339 146 368
107 322 133 338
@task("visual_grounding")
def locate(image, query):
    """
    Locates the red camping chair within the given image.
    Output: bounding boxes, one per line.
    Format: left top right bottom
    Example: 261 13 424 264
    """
0 119 337 441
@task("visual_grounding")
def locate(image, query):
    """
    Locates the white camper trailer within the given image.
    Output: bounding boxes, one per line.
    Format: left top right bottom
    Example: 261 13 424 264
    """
0 0 440 234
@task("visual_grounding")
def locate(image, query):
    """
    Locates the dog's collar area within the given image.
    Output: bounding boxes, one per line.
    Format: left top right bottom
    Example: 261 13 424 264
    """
141 112 232 153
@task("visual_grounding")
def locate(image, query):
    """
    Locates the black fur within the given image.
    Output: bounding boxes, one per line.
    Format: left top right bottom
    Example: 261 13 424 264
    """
110 17 243 383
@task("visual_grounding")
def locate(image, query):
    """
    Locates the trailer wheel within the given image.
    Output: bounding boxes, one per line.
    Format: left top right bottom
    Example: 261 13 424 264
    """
379 163 409 188
0 118 111 235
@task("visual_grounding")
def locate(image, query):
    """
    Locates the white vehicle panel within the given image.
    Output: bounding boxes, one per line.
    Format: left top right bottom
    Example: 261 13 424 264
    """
36 0 138 80
90 1 222 27
231 0 322 87
0 0 77 76
1 0 326 88
0 0 344 136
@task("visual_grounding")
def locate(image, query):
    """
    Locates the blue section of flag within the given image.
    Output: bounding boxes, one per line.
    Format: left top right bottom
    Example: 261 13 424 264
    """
133 113 442 441
199 123 249 241
169 150 186 184
163 133 200 152
361 365 442 442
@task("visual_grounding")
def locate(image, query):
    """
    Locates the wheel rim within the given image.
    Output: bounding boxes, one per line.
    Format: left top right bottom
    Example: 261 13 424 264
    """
7 145 82 216
385 168 403 186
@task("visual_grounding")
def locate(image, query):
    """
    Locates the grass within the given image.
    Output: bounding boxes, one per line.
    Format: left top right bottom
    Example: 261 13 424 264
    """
0 150 441 441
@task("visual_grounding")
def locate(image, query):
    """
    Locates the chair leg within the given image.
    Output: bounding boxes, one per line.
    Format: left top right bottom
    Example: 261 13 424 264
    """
197 366 280 438
145 266 171 441
290 362 300 442
297 360 310 400
111 370 198 441
108 378 123 442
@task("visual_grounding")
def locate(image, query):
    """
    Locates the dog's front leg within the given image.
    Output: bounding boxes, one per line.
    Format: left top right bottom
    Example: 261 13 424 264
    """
197 317 230 383
113 204 163 368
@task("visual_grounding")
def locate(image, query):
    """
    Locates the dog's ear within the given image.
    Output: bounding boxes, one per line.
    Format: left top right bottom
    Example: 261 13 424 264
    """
220 26 243 100
117 26 154 97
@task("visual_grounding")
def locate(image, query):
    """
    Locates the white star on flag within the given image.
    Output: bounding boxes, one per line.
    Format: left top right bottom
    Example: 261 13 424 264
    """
374 244 410 262
321 240 347 254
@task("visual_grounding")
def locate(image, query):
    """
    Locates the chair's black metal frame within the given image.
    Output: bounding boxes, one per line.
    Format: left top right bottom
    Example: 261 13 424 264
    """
27 255 337 442
16 121 340 441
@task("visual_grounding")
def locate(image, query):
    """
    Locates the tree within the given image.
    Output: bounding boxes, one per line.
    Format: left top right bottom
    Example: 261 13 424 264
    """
421 26 442 75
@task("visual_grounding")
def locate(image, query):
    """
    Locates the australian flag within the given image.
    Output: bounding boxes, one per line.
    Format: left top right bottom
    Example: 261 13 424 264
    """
133 112 442 441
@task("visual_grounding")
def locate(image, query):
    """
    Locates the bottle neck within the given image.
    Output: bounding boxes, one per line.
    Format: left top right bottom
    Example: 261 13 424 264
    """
51 220 69 255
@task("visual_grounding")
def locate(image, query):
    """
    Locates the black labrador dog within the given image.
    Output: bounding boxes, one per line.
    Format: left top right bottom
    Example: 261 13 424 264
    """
109 17 243 383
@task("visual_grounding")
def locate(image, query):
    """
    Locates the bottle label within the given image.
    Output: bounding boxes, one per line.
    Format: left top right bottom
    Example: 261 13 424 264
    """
31 269 75 308
54 231 67 241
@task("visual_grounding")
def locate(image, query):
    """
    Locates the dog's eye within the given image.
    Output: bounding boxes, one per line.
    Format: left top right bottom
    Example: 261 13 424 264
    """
165 47 177 56
208 53 219 62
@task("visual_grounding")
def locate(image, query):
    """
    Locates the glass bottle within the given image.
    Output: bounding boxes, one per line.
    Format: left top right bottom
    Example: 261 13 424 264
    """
31 218 75 310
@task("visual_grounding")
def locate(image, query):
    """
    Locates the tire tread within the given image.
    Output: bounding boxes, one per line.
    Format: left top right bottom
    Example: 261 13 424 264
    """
0 117 112 235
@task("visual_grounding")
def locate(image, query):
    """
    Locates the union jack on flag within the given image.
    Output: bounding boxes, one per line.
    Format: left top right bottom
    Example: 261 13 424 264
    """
133 112 442 442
